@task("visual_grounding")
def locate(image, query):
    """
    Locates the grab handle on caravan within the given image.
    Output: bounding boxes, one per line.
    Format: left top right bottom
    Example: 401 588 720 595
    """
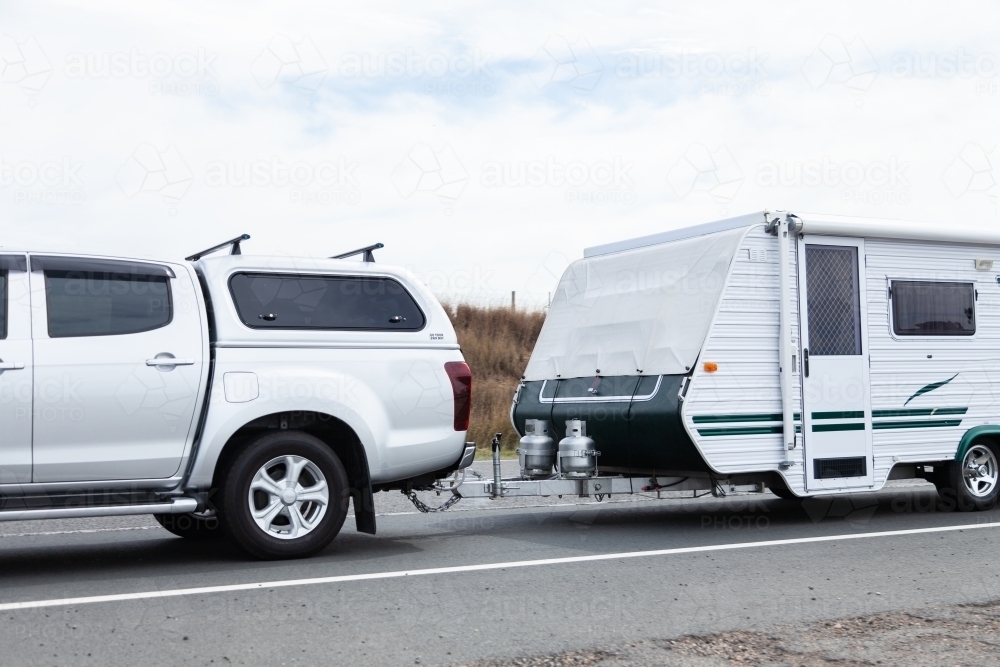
803 348 809 378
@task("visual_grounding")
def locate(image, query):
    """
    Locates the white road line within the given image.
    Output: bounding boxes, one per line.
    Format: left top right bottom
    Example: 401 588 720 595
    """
1 520 998 612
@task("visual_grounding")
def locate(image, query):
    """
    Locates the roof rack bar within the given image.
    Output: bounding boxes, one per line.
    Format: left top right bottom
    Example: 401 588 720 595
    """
185 234 251 261
331 242 384 263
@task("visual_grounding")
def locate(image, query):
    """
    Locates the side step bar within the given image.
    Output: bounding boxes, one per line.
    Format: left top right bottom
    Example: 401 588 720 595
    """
0 497 199 522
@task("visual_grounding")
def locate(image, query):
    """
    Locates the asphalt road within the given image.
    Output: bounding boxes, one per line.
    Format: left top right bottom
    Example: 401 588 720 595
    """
2 464 1000 667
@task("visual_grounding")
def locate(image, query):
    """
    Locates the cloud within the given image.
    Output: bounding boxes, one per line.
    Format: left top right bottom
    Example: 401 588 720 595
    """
1 1 998 304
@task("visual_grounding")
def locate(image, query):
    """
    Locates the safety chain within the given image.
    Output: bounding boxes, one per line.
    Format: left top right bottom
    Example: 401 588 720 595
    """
406 490 463 513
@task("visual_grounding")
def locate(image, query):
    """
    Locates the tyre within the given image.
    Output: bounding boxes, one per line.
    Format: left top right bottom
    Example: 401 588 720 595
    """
935 442 1000 512
768 478 805 500
769 485 797 500
154 509 222 539
217 431 350 560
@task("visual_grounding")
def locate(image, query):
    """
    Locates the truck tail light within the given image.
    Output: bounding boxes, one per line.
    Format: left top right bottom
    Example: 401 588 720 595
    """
444 361 472 431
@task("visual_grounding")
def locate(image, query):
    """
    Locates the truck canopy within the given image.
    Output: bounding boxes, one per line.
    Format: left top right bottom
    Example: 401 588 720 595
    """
523 226 746 380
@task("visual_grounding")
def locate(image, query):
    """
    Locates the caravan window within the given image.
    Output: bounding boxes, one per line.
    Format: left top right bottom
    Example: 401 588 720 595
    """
891 281 975 336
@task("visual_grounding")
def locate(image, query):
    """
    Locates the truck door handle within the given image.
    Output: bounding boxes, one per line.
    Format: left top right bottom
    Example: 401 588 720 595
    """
803 348 809 378
146 358 195 367
0 360 25 370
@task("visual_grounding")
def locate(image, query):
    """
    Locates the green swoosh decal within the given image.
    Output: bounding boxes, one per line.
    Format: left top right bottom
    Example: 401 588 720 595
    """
904 374 958 406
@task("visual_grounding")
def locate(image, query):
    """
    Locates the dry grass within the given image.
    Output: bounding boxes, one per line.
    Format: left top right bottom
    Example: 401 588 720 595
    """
444 303 546 454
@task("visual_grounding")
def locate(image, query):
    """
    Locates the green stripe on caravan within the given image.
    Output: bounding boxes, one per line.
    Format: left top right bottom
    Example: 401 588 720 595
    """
812 423 866 432
873 419 964 430
872 408 967 417
903 374 958 406
696 425 803 437
692 413 801 424
811 411 864 420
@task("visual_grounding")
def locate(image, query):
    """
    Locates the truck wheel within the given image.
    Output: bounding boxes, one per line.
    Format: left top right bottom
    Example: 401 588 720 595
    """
154 509 222 539
217 431 350 560
937 443 1000 512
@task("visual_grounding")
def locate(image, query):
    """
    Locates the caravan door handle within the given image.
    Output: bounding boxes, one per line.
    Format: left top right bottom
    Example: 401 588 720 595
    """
803 348 809 378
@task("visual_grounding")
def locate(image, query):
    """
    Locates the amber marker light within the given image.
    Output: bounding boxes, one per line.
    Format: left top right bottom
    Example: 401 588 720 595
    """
703 362 718 373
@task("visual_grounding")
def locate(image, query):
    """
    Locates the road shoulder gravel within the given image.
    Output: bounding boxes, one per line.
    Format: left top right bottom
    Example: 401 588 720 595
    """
462 599 1000 667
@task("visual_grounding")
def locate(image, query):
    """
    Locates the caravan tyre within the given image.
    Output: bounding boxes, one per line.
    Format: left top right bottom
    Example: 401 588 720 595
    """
938 442 1000 512
768 478 808 500
769 484 797 500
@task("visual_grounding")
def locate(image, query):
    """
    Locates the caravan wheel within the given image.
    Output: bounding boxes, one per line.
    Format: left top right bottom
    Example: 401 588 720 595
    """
938 443 1000 512
768 477 808 500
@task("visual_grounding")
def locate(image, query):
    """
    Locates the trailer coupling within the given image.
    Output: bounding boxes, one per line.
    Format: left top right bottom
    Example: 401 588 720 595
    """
405 423 766 513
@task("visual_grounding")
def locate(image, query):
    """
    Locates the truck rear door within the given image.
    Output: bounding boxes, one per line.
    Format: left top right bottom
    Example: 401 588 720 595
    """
29 255 206 482
0 254 32 484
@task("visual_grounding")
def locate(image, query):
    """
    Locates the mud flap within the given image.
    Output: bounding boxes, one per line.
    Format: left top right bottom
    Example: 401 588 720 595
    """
352 483 376 535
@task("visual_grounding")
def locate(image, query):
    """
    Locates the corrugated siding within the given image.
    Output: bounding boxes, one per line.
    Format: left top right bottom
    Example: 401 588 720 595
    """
865 238 1000 484
684 229 1000 493
683 224 807 493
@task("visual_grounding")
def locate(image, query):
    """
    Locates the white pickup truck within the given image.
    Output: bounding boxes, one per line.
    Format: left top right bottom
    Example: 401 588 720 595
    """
0 237 474 559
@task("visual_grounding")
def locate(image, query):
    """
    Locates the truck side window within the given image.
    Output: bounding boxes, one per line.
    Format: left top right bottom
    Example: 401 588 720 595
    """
41 259 173 338
229 273 426 331
891 280 975 336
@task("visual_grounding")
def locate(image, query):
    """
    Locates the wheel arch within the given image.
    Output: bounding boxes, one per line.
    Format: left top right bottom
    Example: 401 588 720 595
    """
212 410 376 535
955 425 1000 462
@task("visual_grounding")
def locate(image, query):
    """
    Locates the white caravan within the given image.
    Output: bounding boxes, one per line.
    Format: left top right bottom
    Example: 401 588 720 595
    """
476 211 1000 512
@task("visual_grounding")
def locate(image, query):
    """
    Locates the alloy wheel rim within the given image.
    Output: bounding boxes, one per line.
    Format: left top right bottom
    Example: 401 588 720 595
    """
963 445 998 498
248 455 329 540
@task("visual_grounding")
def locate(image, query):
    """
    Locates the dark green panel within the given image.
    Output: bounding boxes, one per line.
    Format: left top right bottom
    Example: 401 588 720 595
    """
872 407 967 417
692 412 801 423
628 375 709 473
812 411 864 420
872 419 963 430
550 376 638 470
693 413 782 423
511 381 552 437
812 422 865 432
697 425 783 436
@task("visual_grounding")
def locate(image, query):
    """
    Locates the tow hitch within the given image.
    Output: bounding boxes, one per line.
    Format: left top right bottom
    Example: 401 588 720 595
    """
405 423 765 513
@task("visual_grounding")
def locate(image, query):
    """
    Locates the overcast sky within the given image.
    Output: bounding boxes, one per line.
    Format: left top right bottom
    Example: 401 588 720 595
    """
2 1 998 307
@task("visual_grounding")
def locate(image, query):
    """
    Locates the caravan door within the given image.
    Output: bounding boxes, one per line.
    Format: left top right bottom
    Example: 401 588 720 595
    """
797 236 874 491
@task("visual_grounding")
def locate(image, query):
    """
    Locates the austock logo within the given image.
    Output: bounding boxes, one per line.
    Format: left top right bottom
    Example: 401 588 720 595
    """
391 143 469 205
667 143 744 204
116 143 193 203
530 35 603 93
480 156 635 204
251 34 327 94
204 156 361 205
0 34 52 98
756 156 911 204
801 35 878 102
64 47 220 97
0 156 84 205
615 48 770 96
942 143 997 209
